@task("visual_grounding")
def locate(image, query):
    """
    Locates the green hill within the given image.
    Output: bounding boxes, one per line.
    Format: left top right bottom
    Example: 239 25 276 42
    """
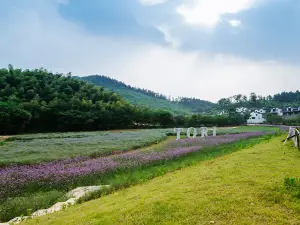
81 75 215 115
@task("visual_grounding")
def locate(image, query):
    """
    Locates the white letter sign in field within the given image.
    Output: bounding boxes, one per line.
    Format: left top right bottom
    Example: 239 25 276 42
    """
174 127 217 140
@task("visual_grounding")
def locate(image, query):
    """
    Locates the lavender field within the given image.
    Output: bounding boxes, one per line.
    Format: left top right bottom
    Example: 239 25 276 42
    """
0 129 169 166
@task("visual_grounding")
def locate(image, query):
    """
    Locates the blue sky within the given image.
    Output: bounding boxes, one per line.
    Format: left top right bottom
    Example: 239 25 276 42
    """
0 0 300 102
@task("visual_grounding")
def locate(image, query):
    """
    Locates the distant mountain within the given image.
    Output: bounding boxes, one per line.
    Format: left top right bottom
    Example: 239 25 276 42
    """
80 75 215 115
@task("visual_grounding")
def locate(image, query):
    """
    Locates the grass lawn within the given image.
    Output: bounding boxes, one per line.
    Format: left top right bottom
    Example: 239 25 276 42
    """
24 136 300 225
0 129 168 166
216 125 281 134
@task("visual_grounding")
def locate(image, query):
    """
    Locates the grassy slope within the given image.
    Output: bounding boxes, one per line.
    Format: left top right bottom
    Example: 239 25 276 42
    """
81 75 215 115
24 136 300 225
110 86 193 114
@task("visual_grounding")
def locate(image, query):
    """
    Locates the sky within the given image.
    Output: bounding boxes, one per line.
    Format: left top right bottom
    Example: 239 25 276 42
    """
0 0 300 102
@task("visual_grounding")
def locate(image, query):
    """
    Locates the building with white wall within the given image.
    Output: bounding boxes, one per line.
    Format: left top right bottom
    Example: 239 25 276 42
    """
247 112 266 124
270 108 283 116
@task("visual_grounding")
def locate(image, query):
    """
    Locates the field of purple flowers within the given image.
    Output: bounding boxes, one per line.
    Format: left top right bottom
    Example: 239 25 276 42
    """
0 129 170 166
0 132 266 199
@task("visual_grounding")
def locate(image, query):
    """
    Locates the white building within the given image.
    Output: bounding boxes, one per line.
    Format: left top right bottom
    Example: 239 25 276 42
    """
247 112 266 124
270 108 283 116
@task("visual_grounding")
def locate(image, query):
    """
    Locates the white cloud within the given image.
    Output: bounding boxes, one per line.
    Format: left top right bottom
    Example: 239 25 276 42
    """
0 0 299 103
229 19 242 27
157 25 181 48
177 0 256 27
138 0 169 6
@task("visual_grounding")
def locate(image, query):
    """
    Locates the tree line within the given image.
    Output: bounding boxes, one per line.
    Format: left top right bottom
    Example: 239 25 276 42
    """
0 66 245 135
217 91 300 111
266 114 300 126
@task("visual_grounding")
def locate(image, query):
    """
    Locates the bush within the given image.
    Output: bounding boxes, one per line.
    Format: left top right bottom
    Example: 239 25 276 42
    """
284 177 300 198
266 114 284 125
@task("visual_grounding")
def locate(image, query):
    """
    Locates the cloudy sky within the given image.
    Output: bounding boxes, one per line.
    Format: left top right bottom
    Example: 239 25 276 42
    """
1 0 300 102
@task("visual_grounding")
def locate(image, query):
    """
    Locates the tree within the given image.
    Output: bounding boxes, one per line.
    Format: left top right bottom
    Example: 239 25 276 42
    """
250 92 257 106
0 102 32 134
155 110 174 127
266 114 284 125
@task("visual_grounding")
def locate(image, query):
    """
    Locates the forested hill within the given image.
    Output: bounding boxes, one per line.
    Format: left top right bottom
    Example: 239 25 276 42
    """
0 66 142 134
81 75 215 115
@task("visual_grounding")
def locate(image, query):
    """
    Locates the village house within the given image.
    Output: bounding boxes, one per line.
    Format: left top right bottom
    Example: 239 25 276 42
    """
270 108 283 116
282 107 300 116
270 107 300 116
247 111 266 124
234 106 299 124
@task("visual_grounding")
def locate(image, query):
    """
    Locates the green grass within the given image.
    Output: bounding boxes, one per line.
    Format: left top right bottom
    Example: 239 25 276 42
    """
0 129 169 166
23 135 300 225
214 125 280 134
0 191 66 222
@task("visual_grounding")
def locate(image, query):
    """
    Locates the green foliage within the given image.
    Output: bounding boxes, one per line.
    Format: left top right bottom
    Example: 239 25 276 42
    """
266 114 284 124
0 65 139 134
153 110 174 127
0 102 32 134
274 91 300 103
267 114 300 126
284 177 300 198
2 66 197 134
0 191 66 222
283 115 300 126
217 91 300 110
81 75 215 114
184 114 245 127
